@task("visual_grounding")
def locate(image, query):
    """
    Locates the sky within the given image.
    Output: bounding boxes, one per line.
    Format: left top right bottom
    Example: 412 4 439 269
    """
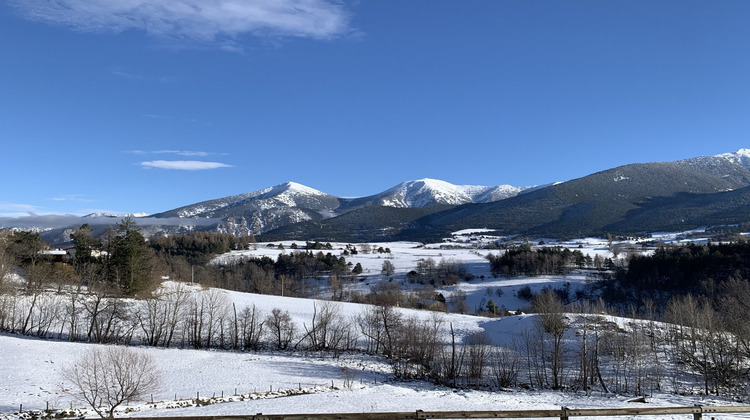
1 0 750 217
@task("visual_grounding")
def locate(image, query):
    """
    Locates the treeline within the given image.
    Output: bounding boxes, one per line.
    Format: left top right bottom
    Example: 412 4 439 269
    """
0 220 155 296
487 245 614 277
621 242 750 295
149 232 250 265
0 223 442 314
523 291 750 397
204 251 349 296
406 257 474 287
1 222 358 299
600 243 750 327
0 279 509 387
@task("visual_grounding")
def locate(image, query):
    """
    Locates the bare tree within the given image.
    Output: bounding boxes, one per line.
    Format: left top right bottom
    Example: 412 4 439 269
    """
183 289 231 348
265 308 296 350
437 322 465 386
532 289 569 389
62 346 160 418
299 301 351 353
381 260 395 277
20 262 56 334
238 304 265 350
137 293 169 347
136 284 191 348
358 243 372 254
356 305 385 354
82 291 134 344
465 331 492 386
491 346 520 388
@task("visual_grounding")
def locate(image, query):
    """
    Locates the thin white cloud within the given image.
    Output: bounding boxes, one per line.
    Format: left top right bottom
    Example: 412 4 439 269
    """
159 150 210 157
139 114 213 125
50 194 95 203
140 160 233 170
129 150 218 157
140 114 172 120
0 203 43 218
110 68 144 81
112 69 178 83
10 0 353 48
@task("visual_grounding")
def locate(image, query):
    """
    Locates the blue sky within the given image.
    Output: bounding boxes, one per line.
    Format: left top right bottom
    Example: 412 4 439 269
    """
2 0 749 217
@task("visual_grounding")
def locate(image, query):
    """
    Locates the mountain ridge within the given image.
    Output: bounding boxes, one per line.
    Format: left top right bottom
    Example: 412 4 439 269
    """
8 149 750 244
150 178 531 235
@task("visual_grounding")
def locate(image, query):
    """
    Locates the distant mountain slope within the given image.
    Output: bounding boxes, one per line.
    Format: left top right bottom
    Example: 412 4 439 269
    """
153 179 526 236
344 178 524 208
155 182 340 218
607 185 750 233
152 182 343 234
406 150 750 238
21 149 750 245
262 205 450 242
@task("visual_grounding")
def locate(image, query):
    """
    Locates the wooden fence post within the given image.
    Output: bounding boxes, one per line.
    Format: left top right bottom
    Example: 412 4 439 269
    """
694 404 703 420
561 406 570 420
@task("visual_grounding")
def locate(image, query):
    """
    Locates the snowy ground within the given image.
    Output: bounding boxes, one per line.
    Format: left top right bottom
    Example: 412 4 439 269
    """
3 233 750 419
2 331 749 420
211 237 614 313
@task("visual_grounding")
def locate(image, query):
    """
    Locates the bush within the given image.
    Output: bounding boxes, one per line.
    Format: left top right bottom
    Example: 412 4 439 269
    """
517 285 534 301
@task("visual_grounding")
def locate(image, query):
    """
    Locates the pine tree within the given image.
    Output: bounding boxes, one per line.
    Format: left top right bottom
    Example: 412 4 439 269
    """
486 299 498 314
352 262 363 274
71 224 101 275
109 217 153 295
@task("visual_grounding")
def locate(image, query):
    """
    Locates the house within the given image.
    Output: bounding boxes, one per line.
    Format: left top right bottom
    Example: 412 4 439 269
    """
38 249 70 263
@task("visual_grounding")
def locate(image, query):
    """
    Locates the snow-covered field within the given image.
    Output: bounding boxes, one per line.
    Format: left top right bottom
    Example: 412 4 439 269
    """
2 322 748 420
211 236 618 313
3 234 750 419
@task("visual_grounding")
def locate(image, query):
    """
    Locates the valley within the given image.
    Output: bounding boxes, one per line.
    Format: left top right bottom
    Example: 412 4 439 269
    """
2 230 750 419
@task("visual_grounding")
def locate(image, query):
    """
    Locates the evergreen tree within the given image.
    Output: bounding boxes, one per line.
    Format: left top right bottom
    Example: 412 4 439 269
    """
70 224 101 275
6 230 46 266
486 299 498 314
109 217 153 295
352 262 363 274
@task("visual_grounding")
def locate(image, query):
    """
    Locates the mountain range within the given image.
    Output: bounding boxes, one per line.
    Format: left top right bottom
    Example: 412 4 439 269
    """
151 178 527 236
10 149 750 244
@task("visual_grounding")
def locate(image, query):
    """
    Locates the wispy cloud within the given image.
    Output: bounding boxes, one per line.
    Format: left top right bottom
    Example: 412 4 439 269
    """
139 114 213 125
140 114 172 120
140 160 233 170
112 69 178 83
129 150 221 157
10 0 353 49
49 194 95 203
158 150 211 157
110 68 144 81
0 203 43 217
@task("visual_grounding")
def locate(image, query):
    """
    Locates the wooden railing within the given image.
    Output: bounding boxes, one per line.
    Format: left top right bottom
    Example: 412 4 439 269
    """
127 406 750 420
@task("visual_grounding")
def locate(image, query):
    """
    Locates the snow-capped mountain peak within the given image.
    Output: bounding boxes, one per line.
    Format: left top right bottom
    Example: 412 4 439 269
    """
713 148 750 169
376 178 524 208
255 182 332 208
274 181 329 197
151 178 526 235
